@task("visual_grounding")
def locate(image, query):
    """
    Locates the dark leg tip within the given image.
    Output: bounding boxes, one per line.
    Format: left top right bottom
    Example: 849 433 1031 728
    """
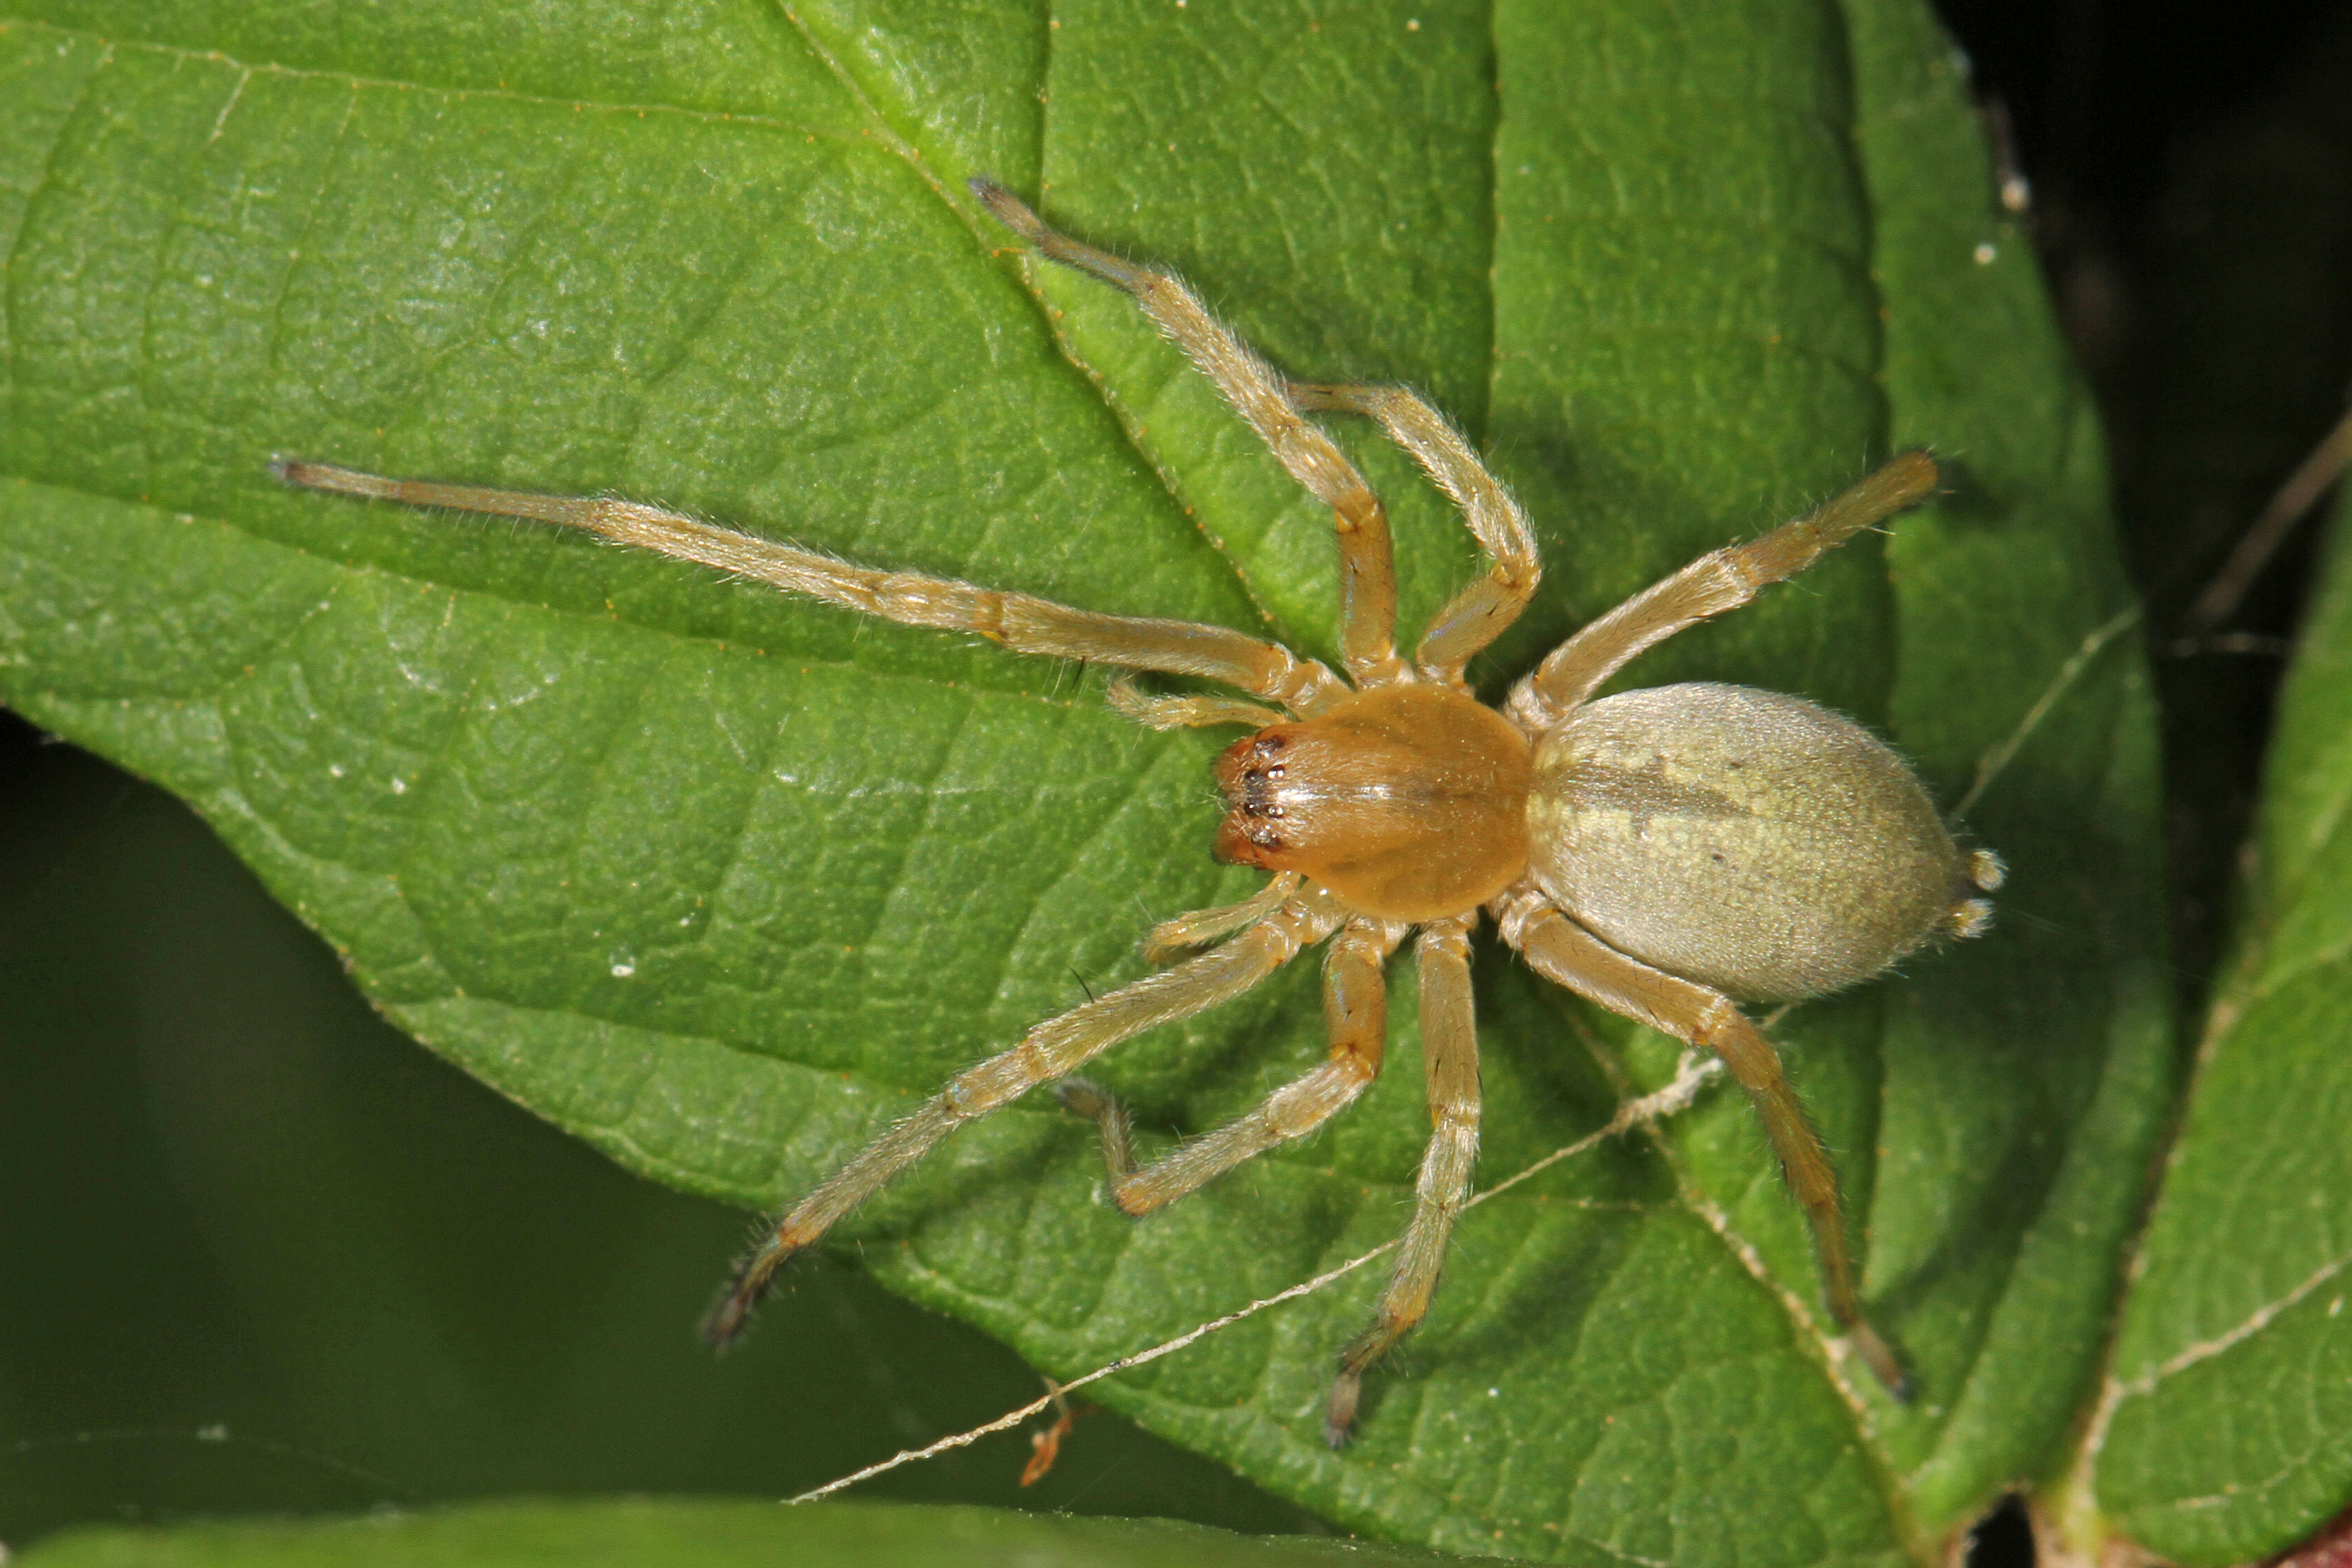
700 1246 796 1350
968 178 1017 224
1323 1370 1363 1449
1849 1322 1911 1402
698 1288 754 1351
967 179 1046 244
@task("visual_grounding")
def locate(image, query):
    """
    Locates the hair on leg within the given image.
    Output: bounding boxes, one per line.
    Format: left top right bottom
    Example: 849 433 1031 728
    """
1062 915 1405 1215
272 460 1348 715
1507 452 1939 730
1137 872 1304 966
1290 381 1540 684
1494 887 1906 1396
702 887 1348 1347
971 181 1405 688
1325 911 1481 1445
1107 678 1289 734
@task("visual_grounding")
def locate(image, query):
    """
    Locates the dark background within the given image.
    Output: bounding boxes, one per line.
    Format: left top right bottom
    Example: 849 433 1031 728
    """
7 1 2352 1557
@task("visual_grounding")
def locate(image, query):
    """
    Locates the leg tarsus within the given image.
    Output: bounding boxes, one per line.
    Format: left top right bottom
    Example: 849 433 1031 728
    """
970 178 1150 294
1323 1348 1372 1448
701 1236 798 1348
1848 1320 1909 1401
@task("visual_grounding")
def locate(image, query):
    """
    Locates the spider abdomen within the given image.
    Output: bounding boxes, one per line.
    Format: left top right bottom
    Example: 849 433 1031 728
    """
1527 682 1984 1002
1213 684 1533 923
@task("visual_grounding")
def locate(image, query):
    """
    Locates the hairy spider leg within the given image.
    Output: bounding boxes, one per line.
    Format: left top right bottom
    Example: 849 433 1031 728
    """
1289 382 1542 685
1137 871 1303 965
1326 911 1483 1444
1106 678 1288 734
701 888 1350 1347
269 461 1347 715
1495 888 1908 1396
1058 913 1406 1213
971 180 1407 689
1507 451 1940 731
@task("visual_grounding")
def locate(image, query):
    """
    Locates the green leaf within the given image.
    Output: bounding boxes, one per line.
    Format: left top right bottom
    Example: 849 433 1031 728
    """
2085 478 2352 1566
13 1498 1490 1568
0 3 2171 1563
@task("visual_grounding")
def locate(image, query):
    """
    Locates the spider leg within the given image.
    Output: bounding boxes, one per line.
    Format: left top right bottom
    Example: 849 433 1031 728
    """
1058 913 1406 1211
1506 451 1939 731
1290 382 1540 686
272 461 1348 716
1139 872 1303 965
1107 678 1288 734
701 887 1348 1347
1326 911 1481 1446
972 181 1405 688
1494 887 1907 1397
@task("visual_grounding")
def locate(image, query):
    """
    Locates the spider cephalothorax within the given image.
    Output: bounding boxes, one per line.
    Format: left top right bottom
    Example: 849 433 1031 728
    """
275 177 2000 1446
1211 684 1535 920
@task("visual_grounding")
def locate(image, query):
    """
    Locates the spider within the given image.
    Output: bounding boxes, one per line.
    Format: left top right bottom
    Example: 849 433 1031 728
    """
275 177 2004 1446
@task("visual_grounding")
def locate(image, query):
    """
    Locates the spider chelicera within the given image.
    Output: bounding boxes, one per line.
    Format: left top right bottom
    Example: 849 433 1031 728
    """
276 178 2003 1446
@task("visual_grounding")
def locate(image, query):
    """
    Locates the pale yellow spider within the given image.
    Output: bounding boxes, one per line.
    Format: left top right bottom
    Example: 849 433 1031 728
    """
276 179 2003 1446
